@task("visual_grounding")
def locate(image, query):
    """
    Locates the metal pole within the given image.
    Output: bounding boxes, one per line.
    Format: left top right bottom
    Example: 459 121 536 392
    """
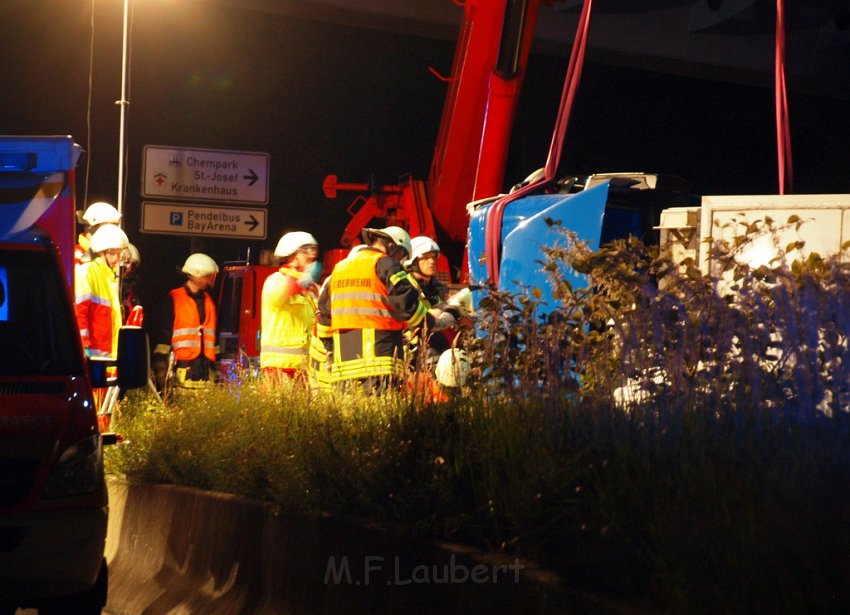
116 0 130 216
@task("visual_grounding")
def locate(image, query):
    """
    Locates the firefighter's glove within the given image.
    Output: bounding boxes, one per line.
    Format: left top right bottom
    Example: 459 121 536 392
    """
443 306 463 320
297 272 314 289
296 261 321 289
429 309 457 332
152 355 169 391
306 260 323 282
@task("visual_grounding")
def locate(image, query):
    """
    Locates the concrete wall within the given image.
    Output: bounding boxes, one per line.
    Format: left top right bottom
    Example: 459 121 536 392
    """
104 478 620 614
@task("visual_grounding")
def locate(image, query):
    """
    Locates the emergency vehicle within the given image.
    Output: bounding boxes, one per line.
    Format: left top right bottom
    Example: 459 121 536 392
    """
0 135 149 614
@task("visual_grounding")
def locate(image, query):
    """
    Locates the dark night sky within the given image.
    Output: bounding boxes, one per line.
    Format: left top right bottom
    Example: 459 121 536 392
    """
2 0 849 326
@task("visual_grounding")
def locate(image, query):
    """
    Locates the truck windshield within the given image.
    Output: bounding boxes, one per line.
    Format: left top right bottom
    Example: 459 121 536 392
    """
0 246 82 376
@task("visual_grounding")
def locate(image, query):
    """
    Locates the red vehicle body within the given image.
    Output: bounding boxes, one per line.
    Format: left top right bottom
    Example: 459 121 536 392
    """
219 0 545 363
323 0 543 279
0 136 148 614
217 259 277 375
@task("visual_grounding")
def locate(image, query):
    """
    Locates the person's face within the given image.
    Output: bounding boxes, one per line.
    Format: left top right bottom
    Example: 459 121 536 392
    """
292 245 318 269
193 273 217 290
416 250 439 278
103 248 123 269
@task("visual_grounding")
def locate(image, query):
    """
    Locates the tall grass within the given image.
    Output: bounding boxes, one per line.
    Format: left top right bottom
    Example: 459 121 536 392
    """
109 225 850 612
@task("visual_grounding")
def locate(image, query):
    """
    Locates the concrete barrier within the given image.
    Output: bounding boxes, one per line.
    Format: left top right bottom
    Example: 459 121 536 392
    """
104 478 624 614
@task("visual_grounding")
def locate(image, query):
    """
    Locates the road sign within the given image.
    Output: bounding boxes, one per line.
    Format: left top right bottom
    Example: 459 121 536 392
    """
141 202 267 239
142 145 269 204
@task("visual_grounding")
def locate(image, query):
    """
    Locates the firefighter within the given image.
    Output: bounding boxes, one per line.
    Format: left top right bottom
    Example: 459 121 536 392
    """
308 244 368 392
260 231 320 382
317 226 434 395
121 243 143 324
75 223 128 430
404 236 457 369
406 236 447 307
75 223 128 359
152 253 220 391
74 201 122 266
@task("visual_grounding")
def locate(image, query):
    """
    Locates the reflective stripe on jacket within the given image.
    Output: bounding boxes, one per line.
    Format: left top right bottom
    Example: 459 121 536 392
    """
260 267 316 370
330 250 404 332
331 328 406 380
170 287 217 362
75 257 121 357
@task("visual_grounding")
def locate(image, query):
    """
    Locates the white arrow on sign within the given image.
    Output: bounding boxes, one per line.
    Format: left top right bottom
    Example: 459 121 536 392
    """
141 202 267 239
142 145 270 205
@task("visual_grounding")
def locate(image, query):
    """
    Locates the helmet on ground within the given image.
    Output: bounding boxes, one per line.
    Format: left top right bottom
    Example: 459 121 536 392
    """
90 224 129 253
122 243 141 267
274 231 318 259
82 202 122 227
405 236 440 267
435 348 471 388
182 253 219 277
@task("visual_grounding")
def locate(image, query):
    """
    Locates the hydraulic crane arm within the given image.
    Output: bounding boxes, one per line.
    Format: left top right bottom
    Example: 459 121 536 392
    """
428 0 542 244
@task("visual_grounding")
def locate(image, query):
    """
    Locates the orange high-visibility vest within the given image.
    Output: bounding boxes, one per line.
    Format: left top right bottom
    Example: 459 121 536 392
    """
329 250 403 332
170 287 217 362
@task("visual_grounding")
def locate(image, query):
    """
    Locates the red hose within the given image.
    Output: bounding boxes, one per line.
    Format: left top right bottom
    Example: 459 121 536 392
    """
775 0 793 194
484 0 593 285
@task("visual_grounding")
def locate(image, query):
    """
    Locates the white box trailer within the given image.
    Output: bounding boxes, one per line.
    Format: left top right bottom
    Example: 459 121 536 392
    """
658 194 850 274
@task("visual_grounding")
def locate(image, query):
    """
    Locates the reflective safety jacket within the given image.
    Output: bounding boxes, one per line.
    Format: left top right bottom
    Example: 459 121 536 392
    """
320 247 428 382
260 266 317 370
75 257 121 358
329 250 409 331
170 287 217 362
74 232 92 267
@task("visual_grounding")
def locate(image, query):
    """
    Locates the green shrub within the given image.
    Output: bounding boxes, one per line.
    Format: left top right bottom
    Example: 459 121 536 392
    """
109 224 850 612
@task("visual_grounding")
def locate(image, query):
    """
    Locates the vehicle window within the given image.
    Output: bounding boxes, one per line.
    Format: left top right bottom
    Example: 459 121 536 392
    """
0 248 82 376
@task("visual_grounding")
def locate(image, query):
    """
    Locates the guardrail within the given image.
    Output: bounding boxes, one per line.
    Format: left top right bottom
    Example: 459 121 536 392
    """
104 478 623 614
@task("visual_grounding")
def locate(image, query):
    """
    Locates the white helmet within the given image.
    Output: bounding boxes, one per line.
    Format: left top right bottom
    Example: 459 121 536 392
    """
435 348 471 388
89 224 129 253
122 243 141 266
182 253 219 277
274 231 318 259
362 226 412 258
406 236 440 267
82 202 122 227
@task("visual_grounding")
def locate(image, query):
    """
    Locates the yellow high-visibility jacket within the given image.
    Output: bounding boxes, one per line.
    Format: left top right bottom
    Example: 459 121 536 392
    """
75 257 121 358
260 266 317 370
